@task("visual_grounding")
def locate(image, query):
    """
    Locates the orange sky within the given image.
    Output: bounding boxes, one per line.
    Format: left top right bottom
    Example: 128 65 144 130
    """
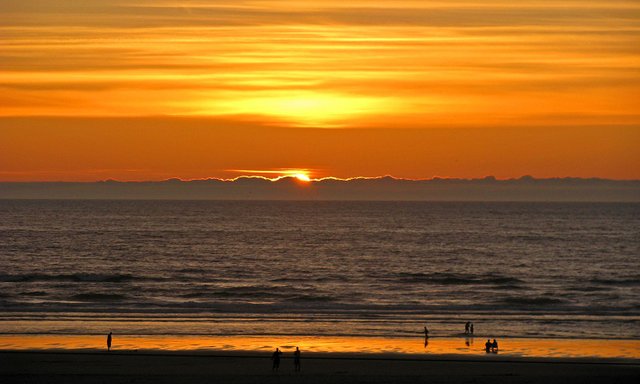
1 1 639 181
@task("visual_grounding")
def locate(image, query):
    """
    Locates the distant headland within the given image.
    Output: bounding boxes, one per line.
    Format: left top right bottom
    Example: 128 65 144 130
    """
1 176 639 201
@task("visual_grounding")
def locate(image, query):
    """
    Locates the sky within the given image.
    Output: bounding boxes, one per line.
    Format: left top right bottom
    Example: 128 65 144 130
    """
1 0 639 181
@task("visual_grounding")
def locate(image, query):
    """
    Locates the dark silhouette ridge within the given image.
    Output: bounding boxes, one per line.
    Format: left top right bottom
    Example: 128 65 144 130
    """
1 177 639 201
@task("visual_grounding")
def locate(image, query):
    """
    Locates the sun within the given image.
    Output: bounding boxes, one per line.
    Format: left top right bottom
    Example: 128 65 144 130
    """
227 168 314 181
293 173 311 182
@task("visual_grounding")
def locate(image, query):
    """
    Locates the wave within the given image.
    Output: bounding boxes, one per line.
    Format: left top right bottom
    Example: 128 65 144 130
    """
0 273 153 283
499 296 565 306
176 268 211 274
270 276 338 283
71 293 127 301
567 286 607 292
592 278 640 287
283 294 338 303
179 291 275 299
179 286 340 303
393 272 524 287
213 285 282 298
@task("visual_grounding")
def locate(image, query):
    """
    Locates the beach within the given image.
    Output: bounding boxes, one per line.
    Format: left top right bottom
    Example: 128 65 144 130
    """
2 350 639 384
2 335 639 383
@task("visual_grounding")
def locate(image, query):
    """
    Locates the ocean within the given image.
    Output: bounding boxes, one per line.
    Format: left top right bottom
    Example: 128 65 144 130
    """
1 200 638 342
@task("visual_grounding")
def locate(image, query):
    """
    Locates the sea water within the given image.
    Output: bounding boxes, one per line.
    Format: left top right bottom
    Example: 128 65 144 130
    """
0 200 638 341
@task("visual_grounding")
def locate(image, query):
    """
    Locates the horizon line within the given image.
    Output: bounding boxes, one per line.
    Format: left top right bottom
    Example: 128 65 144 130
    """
2 175 640 183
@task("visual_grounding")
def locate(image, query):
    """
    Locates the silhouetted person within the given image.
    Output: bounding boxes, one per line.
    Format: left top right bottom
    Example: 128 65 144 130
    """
491 339 498 353
294 347 301 372
470 323 474 335
107 332 112 351
465 322 470 334
424 326 429 338
272 348 282 371
485 339 491 353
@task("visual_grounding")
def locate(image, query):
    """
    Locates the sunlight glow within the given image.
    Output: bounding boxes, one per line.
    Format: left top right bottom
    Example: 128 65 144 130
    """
208 91 390 127
293 173 311 182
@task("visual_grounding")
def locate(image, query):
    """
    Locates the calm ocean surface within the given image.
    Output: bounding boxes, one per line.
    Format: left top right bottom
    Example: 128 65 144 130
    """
0 200 638 340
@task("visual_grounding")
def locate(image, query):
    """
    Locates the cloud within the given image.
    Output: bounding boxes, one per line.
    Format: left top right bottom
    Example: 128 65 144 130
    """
0 1 638 179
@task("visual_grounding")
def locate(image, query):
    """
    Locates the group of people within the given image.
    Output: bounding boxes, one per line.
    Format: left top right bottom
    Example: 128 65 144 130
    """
272 347 301 372
425 322 476 338
423 323 500 354
464 321 474 335
485 339 499 353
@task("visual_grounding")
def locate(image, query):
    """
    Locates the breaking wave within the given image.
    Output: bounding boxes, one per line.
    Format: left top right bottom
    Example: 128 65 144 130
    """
393 272 524 287
0 273 152 283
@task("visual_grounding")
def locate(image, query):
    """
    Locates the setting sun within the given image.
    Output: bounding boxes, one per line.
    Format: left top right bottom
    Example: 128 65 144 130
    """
294 173 311 182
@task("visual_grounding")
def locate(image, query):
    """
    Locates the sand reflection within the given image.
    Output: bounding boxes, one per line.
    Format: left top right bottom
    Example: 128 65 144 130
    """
0 335 638 360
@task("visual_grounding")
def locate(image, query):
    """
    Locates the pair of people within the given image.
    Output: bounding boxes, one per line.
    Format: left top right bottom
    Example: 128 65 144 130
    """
485 339 498 353
272 347 301 372
465 322 474 335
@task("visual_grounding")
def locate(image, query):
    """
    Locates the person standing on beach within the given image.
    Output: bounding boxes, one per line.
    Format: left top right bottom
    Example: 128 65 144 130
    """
470 323 474 335
107 332 112 351
272 348 282 371
294 347 301 372
424 326 430 348
465 322 470 334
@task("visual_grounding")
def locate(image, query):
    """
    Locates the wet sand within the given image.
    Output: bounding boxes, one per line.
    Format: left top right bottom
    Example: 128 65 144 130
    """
2 335 640 359
1 350 639 384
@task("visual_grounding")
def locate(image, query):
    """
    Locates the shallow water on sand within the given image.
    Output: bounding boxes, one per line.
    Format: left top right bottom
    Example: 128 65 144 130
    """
0 200 639 341
1 335 639 360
